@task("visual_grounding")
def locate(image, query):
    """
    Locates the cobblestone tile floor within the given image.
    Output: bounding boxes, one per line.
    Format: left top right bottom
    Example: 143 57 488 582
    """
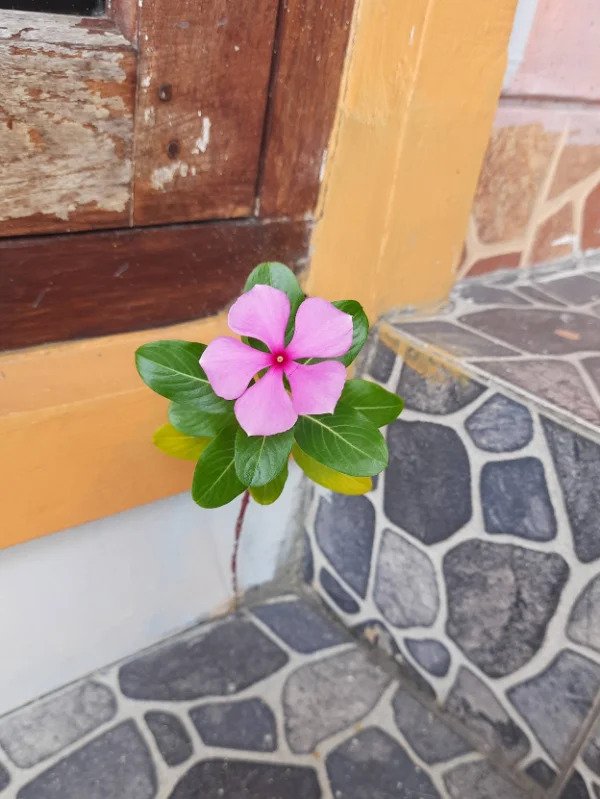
0 595 537 798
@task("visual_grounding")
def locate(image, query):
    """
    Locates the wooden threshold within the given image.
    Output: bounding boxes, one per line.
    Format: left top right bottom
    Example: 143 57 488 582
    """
0 217 311 351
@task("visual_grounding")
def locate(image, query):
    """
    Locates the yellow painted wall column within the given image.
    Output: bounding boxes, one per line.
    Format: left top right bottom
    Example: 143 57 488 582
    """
307 0 518 320
0 0 517 547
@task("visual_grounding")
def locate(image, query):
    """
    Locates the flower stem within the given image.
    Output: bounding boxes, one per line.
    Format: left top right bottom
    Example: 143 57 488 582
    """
231 490 251 606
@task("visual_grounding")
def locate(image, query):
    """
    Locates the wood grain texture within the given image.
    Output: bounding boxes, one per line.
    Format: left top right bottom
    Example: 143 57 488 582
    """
109 0 139 43
258 0 355 218
0 11 136 238
133 0 279 225
0 219 311 350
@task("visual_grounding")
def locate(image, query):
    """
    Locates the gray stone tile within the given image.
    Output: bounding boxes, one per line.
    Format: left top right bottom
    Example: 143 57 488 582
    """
169 760 321 799
252 597 347 653
119 617 288 700
397 360 485 414
392 687 472 764
17 721 156 799
515 285 568 306
144 711 192 767
404 639 450 678
373 529 439 628
583 356 600 395
319 568 359 614
385 420 471 544
445 667 530 764
369 339 396 383
443 760 529 799
0 681 116 768
508 649 600 763
465 394 533 452
314 495 375 598
444 540 568 677
459 284 532 306
474 358 600 426
560 771 592 799
542 418 600 562
524 759 557 789
396 320 519 357
283 647 390 754
583 717 600 777
302 530 314 584
481 457 557 541
460 308 600 355
568 575 600 653
326 727 441 799
190 699 276 752
541 274 600 305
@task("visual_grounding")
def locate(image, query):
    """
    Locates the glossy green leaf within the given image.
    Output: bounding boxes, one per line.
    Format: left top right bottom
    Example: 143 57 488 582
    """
234 428 294 487
292 444 371 495
244 262 304 315
294 406 387 477
153 424 211 461
192 425 246 509
249 464 288 505
339 379 404 427
168 402 233 437
135 340 230 413
332 300 369 366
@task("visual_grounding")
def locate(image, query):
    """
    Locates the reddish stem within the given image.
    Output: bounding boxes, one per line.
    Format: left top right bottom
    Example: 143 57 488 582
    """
231 490 251 604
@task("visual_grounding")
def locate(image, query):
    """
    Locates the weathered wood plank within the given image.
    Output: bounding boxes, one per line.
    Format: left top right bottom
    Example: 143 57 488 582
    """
108 0 139 43
133 0 279 225
0 218 311 350
258 0 355 218
0 11 136 237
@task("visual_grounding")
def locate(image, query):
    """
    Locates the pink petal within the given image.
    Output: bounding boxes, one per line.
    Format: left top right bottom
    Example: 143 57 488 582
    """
235 367 297 435
228 284 290 353
200 337 271 400
286 360 346 416
286 298 353 359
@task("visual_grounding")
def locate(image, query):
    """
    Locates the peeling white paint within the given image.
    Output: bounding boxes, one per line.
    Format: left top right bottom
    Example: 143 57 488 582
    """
319 148 328 182
234 44 240 52
32 288 50 309
552 234 577 247
0 41 132 224
192 116 211 154
141 75 151 89
144 107 155 126
150 161 190 191
114 262 129 278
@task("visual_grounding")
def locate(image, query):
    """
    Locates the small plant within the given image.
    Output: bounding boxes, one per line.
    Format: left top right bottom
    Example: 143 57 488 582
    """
135 262 403 593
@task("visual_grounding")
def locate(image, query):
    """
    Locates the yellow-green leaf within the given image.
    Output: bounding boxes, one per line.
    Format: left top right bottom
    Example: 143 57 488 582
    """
292 444 371 495
249 464 288 505
153 424 211 461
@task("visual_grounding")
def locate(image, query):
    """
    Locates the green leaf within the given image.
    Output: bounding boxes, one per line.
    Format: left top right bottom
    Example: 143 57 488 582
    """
168 402 233 437
135 340 230 413
192 425 246 509
244 262 304 315
234 428 294 487
292 444 371 495
339 379 404 427
249 464 288 505
153 424 211 461
294 406 387 477
332 300 369 366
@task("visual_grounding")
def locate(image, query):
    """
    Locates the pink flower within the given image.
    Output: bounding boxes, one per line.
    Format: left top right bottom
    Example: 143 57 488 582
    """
200 285 353 436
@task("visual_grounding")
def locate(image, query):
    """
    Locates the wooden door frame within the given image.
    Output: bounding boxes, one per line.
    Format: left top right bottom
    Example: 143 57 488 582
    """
0 0 354 351
0 0 517 548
